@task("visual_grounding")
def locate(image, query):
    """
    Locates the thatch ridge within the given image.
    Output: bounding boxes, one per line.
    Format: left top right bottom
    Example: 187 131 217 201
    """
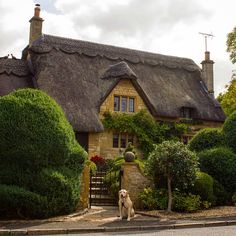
30 34 200 72
0 58 30 76
101 61 137 79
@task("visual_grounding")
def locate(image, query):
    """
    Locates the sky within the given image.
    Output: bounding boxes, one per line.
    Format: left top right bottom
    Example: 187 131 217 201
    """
0 0 236 96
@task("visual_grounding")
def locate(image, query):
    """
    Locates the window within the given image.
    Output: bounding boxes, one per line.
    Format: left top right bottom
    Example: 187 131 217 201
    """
121 97 127 112
114 96 135 112
129 98 134 112
180 107 193 119
114 96 120 111
113 133 119 148
112 133 134 148
120 134 126 148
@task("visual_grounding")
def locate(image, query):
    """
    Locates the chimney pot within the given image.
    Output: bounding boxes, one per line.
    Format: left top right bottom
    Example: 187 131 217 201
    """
34 4 41 17
205 51 210 61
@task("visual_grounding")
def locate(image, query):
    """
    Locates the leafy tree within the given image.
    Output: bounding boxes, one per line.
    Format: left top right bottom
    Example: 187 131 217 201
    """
227 27 236 64
145 141 198 212
217 77 236 116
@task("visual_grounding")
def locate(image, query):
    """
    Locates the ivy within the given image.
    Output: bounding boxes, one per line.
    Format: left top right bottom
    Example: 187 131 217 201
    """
102 110 187 157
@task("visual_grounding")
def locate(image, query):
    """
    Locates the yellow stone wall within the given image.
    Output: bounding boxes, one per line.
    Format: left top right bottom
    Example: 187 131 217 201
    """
99 79 149 118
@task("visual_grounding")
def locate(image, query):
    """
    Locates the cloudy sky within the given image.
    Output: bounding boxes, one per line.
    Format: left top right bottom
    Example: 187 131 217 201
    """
0 0 236 96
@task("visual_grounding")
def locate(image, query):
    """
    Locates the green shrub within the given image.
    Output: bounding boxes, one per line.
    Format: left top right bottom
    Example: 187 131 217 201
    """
232 193 236 206
139 188 168 210
0 185 47 219
192 172 214 203
223 111 236 153
0 89 86 218
213 180 231 205
198 147 236 194
188 128 224 152
173 192 201 212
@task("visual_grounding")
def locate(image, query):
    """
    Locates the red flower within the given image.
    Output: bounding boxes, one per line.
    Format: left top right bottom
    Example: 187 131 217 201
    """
90 155 105 165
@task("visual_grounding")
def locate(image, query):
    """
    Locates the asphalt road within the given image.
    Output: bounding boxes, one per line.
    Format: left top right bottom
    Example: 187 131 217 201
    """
41 225 236 236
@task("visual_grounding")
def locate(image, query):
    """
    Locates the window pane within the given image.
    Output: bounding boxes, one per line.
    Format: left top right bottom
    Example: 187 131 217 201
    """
129 98 134 112
120 134 126 148
121 97 127 112
128 134 134 144
113 134 119 148
114 96 120 111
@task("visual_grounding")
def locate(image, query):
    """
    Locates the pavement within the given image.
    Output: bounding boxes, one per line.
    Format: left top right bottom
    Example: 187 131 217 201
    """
0 206 236 235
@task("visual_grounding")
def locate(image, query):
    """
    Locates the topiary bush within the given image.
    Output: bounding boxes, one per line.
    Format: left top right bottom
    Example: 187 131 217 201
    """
188 128 224 152
223 111 236 153
198 147 236 194
0 185 47 219
191 171 215 204
213 180 231 206
0 89 87 218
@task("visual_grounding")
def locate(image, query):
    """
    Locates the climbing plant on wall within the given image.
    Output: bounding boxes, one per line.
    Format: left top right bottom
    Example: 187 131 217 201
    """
102 110 187 157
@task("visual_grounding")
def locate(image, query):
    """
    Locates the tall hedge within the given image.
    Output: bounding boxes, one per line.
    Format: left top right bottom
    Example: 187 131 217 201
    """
223 111 236 153
0 89 87 218
198 147 236 194
188 128 224 152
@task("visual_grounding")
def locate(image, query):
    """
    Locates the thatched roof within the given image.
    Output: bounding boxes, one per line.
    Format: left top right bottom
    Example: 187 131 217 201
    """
27 34 225 132
0 58 33 96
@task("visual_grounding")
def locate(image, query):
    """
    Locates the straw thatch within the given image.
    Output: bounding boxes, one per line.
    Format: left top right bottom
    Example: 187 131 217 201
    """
0 34 225 132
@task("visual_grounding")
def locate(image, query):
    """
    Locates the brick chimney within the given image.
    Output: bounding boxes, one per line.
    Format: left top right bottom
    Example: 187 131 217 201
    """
201 51 214 96
29 4 44 47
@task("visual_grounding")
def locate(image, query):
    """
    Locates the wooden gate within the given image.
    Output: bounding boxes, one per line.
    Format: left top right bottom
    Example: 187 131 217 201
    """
90 168 121 206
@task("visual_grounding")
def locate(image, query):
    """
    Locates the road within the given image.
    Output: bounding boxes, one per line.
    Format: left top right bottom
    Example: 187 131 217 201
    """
42 225 236 236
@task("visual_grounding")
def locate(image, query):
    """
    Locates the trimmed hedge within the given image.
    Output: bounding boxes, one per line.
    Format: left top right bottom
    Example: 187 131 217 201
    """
192 172 214 203
188 128 224 152
223 111 236 153
0 185 47 219
0 89 86 218
198 147 236 193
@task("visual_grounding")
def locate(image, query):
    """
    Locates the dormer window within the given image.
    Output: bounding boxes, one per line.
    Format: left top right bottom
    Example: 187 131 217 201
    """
180 107 194 119
114 95 135 113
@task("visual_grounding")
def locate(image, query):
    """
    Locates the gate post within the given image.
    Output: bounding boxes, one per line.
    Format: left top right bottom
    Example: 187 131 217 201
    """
121 162 152 209
78 164 90 209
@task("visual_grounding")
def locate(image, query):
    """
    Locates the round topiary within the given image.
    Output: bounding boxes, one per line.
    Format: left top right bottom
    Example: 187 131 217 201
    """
223 111 236 153
0 89 87 218
188 128 224 152
192 171 214 203
198 147 236 194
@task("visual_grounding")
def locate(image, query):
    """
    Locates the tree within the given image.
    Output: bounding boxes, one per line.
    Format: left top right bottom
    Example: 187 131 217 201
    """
227 27 236 64
217 77 236 117
146 141 198 212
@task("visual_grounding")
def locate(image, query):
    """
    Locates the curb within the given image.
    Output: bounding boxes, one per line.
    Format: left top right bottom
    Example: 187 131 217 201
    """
1 220 236 235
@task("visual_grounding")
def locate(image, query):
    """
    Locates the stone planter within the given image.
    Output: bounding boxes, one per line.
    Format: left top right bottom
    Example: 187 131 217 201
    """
124 151 135 162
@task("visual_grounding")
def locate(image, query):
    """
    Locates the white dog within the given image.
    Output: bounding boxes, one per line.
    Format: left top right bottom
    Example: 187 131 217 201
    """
118 189 135 221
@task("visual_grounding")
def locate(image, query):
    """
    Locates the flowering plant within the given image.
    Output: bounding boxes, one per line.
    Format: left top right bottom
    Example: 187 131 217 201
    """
90 155 105 165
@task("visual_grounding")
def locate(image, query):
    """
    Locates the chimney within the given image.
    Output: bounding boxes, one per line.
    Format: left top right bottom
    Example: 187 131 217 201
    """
201 51 214 96
29 4 44 47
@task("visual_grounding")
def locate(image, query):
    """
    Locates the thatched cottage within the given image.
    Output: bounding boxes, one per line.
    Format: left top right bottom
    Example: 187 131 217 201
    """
0 5 225 158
